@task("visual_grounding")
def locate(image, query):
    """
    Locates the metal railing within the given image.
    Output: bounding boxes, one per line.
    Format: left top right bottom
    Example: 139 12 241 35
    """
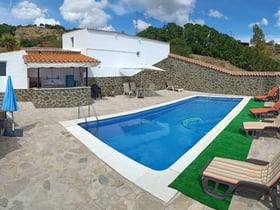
78 103 99 125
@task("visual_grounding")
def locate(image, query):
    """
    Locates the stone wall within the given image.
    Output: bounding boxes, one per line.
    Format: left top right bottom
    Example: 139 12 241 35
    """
164 54 280 96
88 54 280 97
2 53 280 108
29 87 92 108
0 88 92 108
88 70 167 96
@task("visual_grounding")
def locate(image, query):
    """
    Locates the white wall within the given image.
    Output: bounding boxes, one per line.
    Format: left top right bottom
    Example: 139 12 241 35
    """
63 29 170 77
63 29 89 53
0 50 28 92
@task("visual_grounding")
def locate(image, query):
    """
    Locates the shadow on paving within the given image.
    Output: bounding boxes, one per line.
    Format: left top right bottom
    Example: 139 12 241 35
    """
0 137 22 159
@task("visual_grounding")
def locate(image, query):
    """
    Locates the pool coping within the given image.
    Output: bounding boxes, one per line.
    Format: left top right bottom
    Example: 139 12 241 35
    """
60 95 251 203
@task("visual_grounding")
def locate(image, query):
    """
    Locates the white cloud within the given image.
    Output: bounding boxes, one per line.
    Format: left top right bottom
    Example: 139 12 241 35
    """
34 17 60 26
248 17 268 28
12 1 46 20
118 0 196 26
80 8 111 29
60 0 113 29
193 18 205 25
59 0 197 32
9 1 60 26
133 19 151 32
109 2 127 16
275 10 280 27
261 17 268 26
208 9 228 20
100 25 115 31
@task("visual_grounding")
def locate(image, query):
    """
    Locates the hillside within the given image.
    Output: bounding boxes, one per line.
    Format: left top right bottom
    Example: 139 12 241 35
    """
8 27 248 72
0 24 280 71
9 26 246 72
15 26 63 40
190 54 246 72
138 23 280 72
14 26 65 48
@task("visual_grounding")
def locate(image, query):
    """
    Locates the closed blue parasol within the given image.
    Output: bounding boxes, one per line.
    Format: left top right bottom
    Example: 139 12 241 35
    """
2 76 18 131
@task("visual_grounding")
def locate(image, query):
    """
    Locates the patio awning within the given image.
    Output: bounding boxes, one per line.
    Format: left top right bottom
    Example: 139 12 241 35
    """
119 64 165 76
23 49 100 68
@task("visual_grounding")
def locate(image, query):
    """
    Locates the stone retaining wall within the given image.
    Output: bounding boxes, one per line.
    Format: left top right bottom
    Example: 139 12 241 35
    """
2 53 280 108
160 54 280 96
88 54 280 97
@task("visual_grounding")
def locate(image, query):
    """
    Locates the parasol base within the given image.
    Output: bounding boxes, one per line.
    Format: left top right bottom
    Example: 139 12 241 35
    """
137 91 144 98
4 128 23 137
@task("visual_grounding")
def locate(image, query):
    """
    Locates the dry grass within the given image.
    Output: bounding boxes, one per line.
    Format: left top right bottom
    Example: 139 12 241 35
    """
191 54 246 72
15 26 63 40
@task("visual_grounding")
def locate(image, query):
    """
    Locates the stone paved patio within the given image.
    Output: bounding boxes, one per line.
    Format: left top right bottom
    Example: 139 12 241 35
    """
0 90 279 210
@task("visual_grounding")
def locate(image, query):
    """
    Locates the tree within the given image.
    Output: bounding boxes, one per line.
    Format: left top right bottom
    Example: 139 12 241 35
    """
138 22 280 71
0 33 20 51
250 24 270 56
0 24 16 37
170 38 192 56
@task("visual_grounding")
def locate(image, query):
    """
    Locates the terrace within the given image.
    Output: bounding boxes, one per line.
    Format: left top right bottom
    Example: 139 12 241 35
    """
0 90 279 209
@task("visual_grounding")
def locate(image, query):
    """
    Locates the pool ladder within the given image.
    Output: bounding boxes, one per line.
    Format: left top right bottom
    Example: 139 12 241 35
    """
78 103 99 126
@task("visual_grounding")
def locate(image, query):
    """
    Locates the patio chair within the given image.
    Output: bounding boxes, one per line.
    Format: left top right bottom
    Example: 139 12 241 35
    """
250 100 280 119
129 82 137 95
254 86 279 102
123 82 133 97
146 83 155 96
201 152 280 210
165 80 183 92
242 114 280 138
91 84 102 99
166 80 174 91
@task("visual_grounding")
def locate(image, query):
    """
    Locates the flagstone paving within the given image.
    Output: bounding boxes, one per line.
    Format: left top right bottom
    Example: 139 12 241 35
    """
0 90 279 210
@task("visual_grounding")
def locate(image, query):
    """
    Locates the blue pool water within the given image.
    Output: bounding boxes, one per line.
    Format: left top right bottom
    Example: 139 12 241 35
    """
79 96 242 170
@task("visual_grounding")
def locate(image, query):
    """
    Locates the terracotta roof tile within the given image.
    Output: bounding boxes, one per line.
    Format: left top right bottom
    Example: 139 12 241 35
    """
23 51 100 63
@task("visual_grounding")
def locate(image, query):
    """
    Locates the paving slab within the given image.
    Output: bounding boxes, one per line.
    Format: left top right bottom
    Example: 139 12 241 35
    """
0 90 278 209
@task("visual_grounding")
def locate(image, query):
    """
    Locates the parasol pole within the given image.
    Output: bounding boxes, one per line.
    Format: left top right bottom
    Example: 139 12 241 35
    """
12 112 15 132
137 69 144 98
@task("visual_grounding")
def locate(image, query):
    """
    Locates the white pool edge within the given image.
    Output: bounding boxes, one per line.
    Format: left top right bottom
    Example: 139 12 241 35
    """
60 95 251 203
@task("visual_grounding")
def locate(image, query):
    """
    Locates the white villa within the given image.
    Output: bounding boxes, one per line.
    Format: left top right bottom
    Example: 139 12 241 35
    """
0 28 170 92
63 29 169 77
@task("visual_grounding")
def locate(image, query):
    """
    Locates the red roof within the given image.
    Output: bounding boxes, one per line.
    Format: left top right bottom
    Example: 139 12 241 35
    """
23 51 99 63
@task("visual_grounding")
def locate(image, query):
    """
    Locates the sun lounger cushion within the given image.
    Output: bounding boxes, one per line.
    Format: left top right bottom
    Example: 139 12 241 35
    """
242 114 280 138
254 86 279 101
201 152 280 209
242 121 274 131
202 157 267 185
250 100 280 117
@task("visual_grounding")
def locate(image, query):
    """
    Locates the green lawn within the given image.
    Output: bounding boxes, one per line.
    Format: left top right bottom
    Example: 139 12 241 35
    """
169 99 263 210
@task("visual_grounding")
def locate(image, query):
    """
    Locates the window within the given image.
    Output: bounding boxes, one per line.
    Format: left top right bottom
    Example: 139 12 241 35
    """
70 37 74 47
0 62 6 76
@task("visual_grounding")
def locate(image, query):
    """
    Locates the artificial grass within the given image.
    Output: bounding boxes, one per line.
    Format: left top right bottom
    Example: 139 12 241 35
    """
169 99 264 210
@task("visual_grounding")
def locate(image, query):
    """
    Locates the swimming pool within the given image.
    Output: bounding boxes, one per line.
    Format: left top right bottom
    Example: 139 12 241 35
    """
79 96 242 170
62 95 249 202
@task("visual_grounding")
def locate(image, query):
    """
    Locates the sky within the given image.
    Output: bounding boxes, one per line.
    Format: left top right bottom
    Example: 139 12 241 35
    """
0 0 280 43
